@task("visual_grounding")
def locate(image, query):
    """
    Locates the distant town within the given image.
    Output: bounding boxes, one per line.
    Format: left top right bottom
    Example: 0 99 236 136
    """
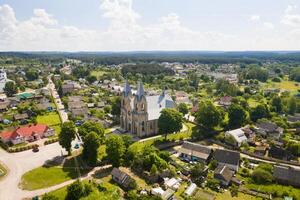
0 51 300 200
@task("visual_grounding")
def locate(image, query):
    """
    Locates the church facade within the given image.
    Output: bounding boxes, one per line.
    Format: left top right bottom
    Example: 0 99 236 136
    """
120 81 175 138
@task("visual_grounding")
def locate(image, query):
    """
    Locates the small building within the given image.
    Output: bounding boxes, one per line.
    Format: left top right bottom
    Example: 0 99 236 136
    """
254 146 267 156
225 128 248 147
164 177 181 191
214 165 234 187
0 100 9 112
62 81 81 95
175 91 191 105
255 121 283 140
269 146 293 161
97 101 105 108
13 113 29 121
218 96 232 107
111 168 135 190
184 183 197 196
151 187 175 200
0 124 54 145
273 165 300 188
178 141 212 163
214 149 240 171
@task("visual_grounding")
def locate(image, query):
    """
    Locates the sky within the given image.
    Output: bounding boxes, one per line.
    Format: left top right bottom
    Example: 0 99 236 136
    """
0 0 299 51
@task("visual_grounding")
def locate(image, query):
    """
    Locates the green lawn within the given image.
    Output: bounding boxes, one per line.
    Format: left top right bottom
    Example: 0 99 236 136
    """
246 183 300 198
37 112 61 134
215 191 262 200
46 176 121 200
20 156 89 190
263 80 300 94
0 162 7 179
91 70 107 79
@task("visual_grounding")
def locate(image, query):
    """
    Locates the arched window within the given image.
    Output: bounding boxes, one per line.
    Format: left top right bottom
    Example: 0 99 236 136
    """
142 121 145 132
141 103 145 111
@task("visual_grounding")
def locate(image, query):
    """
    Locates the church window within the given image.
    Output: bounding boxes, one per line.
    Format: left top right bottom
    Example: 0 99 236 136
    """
142 121 145 132
141 103 145 111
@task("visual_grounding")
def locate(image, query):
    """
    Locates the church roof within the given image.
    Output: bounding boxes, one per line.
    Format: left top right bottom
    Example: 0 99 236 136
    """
136 81 145 101
123 80 131 97
146 93 175 120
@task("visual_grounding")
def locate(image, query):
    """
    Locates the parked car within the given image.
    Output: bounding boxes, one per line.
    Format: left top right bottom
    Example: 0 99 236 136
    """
32 146 39 152
74 143 80 149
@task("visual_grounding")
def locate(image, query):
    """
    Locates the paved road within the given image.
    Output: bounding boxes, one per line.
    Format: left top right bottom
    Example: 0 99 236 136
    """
0 143 67 200
47 77 68 123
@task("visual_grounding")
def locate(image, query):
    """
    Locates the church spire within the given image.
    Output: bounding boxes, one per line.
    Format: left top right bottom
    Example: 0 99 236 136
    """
136 81 145 101
123 79 131 97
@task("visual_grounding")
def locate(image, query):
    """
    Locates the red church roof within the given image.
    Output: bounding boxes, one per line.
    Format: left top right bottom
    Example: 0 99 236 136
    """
0 124 49 140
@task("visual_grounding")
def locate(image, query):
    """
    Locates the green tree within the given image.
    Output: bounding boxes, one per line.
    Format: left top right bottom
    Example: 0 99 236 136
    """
177 103 189 115
4 81 18 97
111 96 121 116
271 96 283 113
196 101 222 131
106 135 125 167
25 68 39 81
86 75 97 84
82 131 100 166
59 121 76 155
66 180 88 200
42 193 59 200
252 163 273 184
191 163 206 185
288 97 297 115
78 121 104 142
228 104 248 128
250 104 270 122
158 108 183 139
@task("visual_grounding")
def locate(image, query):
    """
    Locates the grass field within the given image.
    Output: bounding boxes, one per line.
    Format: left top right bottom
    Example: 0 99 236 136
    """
37 112 61 134
215 191 262 200
46 175 121 200
264 80 300 93
246 183 300 198
0 162 7 179
20 155 89 190
91 70 107 79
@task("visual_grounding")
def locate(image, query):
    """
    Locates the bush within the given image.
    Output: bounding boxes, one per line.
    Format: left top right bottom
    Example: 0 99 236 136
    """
252 168 273 184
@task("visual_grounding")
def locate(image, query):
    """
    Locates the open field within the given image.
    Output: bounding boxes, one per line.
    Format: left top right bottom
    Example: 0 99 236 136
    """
91 70 107 79
20 155 89 190
215 191 262 200
37 112 61 134
264 80 300 93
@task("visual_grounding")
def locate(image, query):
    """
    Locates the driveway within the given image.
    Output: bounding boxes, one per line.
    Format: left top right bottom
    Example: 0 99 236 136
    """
0 143 67 200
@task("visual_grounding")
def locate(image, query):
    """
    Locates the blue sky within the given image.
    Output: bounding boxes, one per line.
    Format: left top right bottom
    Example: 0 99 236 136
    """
0 0 299 51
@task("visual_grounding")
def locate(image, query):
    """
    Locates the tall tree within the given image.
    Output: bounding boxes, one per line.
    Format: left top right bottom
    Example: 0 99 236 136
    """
288 97 297 115
228 104 248 128
250 104 270 122
196 101 222 131
106 135 125 167
59 121 76 155
158 108 183 139
78 121 104 142
82 131 100 166
271 96 283 113
177 103 189 115
4 81 17 97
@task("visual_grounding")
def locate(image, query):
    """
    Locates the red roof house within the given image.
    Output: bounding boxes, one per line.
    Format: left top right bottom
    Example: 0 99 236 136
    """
0 124 55 145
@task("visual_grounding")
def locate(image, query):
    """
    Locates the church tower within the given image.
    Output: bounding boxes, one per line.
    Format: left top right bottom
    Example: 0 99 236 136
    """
132 81 148 137
120 80 132 131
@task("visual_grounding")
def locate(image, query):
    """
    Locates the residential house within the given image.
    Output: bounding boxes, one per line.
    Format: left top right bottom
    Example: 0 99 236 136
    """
62 80 81 95
218 96 232 107
0 124 55 145
175 91 191 105
184 183 197 197
273 165 300 188
13 113 29 121
68 96 88 118
254 146 267 156
225 128 248 147
255 121 283 140
178 141 212 163
214 149 240 171
7 97 20 107
269 146 293 161
111 168 135 190
164 177 182 191
0 100 9 112
151 187 175 200
214 165 234 187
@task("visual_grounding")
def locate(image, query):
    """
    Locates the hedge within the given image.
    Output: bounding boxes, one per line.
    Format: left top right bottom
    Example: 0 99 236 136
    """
44 138 59 145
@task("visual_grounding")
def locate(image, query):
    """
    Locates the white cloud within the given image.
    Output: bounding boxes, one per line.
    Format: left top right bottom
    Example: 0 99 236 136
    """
250 15 260 21
285 5 297 13
281 5 300 27
0 1 299 51
263 22 274 29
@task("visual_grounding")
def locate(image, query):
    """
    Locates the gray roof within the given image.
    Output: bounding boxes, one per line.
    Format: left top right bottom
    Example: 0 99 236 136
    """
136 81 145 101
145 93 175 120
179 141 211 160
273 165 300 187
215 149 240 166
123 80 131 97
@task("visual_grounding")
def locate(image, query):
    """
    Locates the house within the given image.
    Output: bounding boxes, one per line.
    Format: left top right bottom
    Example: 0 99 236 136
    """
175 91 191 105
255 121 283 140
13 113 29 121
214 149 240 171
178 141 212 163
61 81 81 95
0 100 9 111
7 97 20 107
287 114 300 123
214 165 234 187
273 165 300 188
225 128 248 147
269 146 293 161
164 177 182 191
254 146 267 156
0 124 55 145
184 183 197 196
218 96 232 107
36 102 53 111
120 81 175 137
151 187 175 200
0 68 13 93
111 168 136 190
68 96 88 118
